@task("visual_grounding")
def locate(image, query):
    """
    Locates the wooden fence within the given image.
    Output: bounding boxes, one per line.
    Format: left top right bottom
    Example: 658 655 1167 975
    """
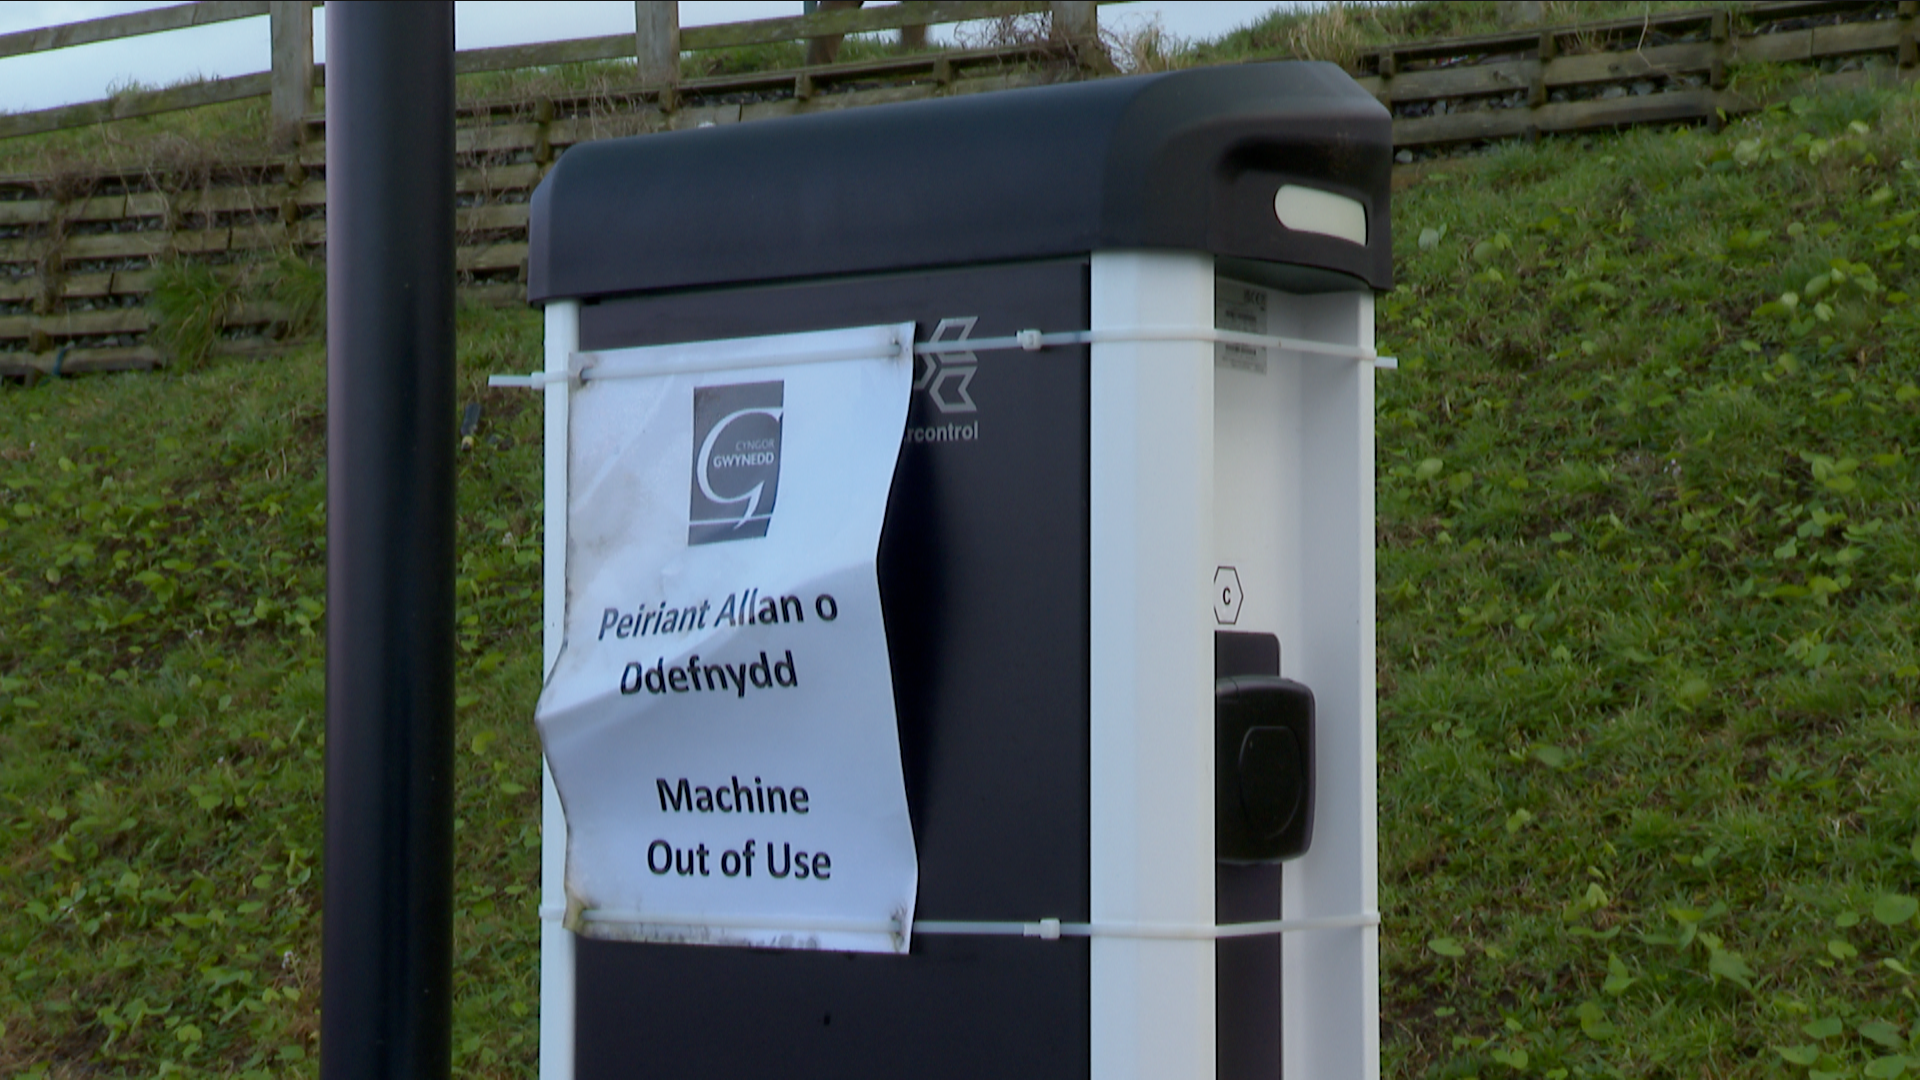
2 0 1917 379
1356 0 1919 152
0 1 1110 377
0 1 1107 143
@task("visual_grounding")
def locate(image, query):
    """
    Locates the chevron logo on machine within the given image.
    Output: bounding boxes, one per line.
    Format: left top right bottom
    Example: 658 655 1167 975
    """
916 317 979 414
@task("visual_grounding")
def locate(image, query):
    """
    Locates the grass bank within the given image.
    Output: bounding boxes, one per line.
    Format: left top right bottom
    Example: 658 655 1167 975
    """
0 306 547 1077
1376 84 1920 1077
5 60 1920 1080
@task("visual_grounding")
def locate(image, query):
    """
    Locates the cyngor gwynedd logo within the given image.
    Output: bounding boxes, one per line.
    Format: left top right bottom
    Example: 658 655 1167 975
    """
688 381 783 545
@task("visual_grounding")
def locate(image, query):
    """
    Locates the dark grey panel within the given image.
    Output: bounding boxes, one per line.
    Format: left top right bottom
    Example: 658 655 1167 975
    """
574 259 1092 1079
1217 633 1284 1080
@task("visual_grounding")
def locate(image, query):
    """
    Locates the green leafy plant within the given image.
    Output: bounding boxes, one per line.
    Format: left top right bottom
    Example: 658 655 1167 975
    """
269 252 327 341
146 259 235 370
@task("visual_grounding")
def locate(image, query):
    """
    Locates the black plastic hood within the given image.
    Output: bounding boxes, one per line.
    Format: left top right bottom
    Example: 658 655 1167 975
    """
527 62 1392 303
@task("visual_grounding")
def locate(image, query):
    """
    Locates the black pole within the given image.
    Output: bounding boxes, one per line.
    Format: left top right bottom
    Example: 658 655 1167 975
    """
322 4 456 1079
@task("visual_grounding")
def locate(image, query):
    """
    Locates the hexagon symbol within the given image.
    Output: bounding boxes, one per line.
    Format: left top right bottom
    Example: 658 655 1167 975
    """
1214 566 1243 626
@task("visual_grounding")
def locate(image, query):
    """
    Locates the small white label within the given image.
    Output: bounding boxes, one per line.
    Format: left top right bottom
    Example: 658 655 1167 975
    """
1215 282 1268 374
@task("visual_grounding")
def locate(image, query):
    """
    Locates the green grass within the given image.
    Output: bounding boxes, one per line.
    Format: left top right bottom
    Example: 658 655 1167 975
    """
146 261 233 371
1376 84 1920 1078
1146 1 1725 71
0 98 270 183
144 253 326 370
9 53 1920 1080
453 33 943 105
0 304 547 1077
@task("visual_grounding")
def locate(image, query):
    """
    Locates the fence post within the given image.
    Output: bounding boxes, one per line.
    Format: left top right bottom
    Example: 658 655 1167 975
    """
1049 1 1109 71
269 1 314 145
636 1 680 99
901 0 930 51
1049 1 1097 44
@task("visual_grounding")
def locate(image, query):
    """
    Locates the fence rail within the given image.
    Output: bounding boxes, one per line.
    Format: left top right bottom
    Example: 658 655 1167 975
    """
0 0 270 61
0 1 1110 377
0 0 1108 143
1354 0 1918 151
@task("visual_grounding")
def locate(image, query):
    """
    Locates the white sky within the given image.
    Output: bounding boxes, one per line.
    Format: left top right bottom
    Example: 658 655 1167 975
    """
0 2 1305 115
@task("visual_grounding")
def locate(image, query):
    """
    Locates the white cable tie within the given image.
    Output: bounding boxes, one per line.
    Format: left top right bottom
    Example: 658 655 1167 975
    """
913 327 1389 367
487 371 569 389
567 910 1380 938
506 326 1388 389
912 919 1030 937
573 910 1384 940
578 344 902 383
499 326 1388 389
1097 326 1383 365
914 333 1078 354
565 323 915 385
577 909 905 936
1098 911 1381 939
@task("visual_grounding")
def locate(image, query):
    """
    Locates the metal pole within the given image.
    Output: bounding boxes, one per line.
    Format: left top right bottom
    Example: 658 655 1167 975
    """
321 4 457 1079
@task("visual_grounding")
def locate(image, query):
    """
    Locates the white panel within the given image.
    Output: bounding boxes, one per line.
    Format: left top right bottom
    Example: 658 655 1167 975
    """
1089 251 1217 1080
1213 280 1303 653
540 299 578 1080
1274 289 1379 1080
1216 279 1378 1079
1273 185 1368 246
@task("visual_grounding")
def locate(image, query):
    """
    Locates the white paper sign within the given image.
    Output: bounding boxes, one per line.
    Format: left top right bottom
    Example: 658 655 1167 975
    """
536 324 920 954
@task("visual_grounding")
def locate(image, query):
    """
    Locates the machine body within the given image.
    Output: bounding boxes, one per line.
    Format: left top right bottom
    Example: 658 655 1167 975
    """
527 63 1388 1080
